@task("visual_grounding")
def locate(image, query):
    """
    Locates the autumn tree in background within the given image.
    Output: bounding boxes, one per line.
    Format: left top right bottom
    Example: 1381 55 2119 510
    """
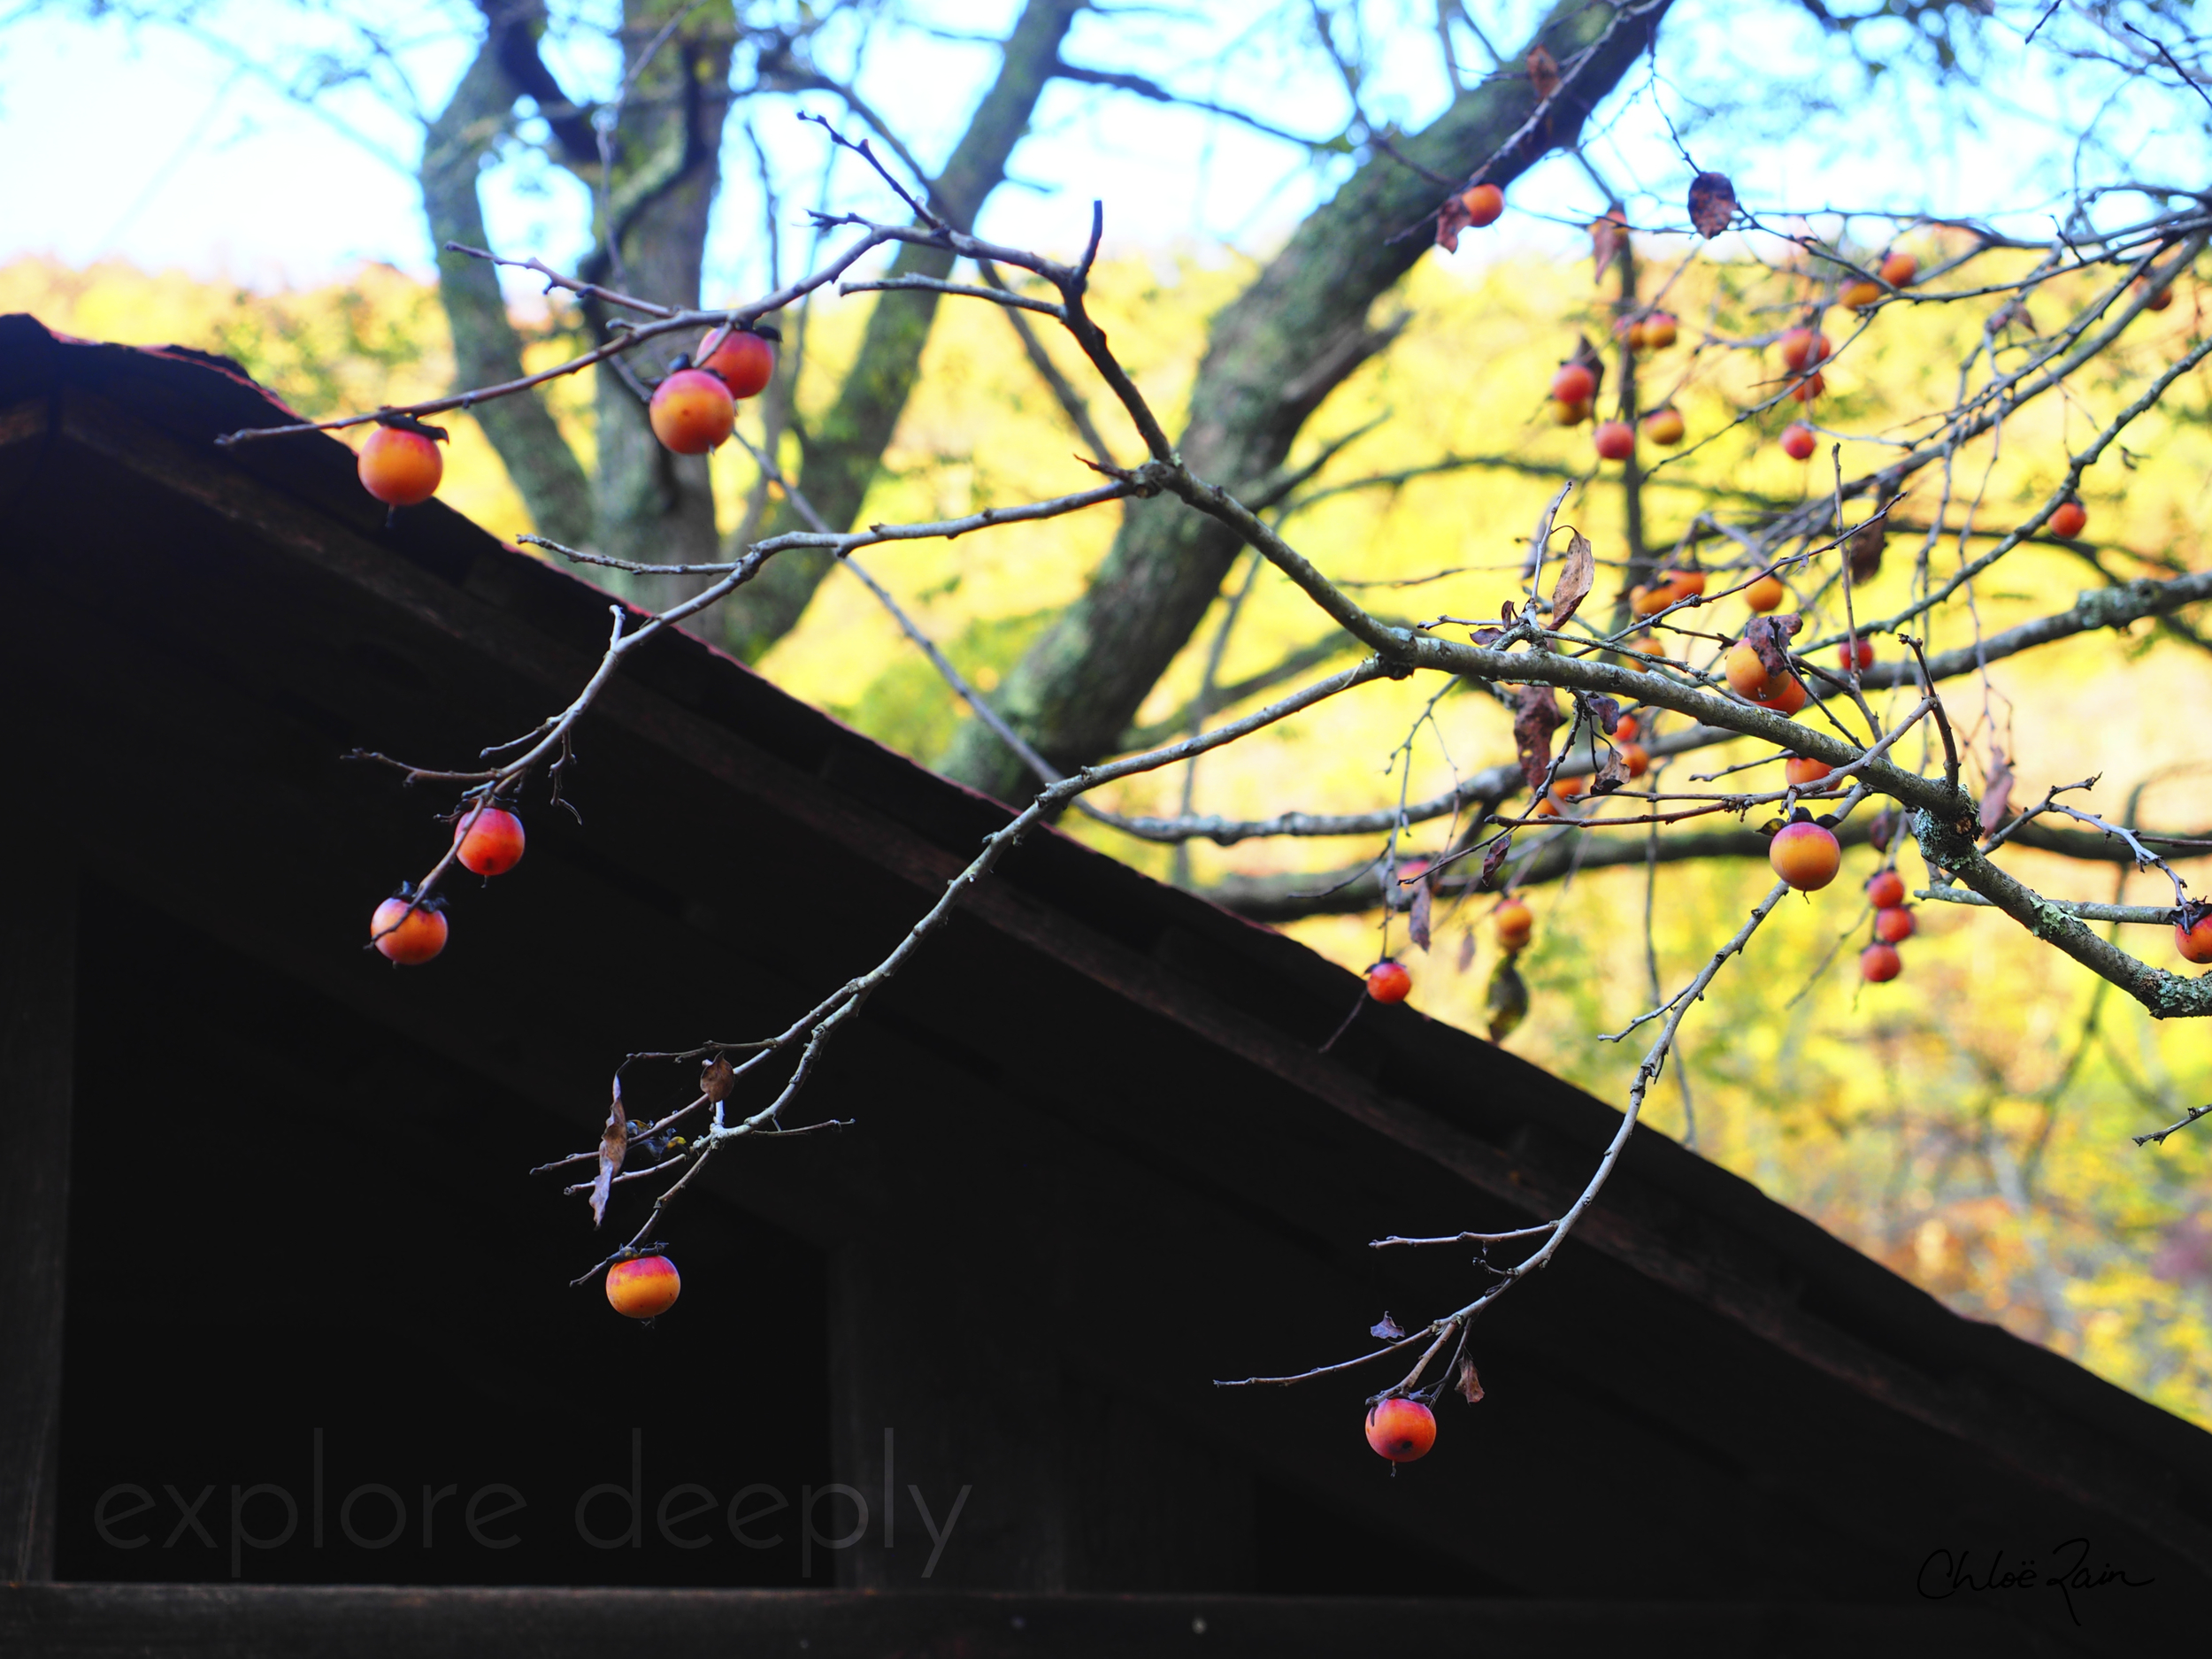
26 0 2212 1418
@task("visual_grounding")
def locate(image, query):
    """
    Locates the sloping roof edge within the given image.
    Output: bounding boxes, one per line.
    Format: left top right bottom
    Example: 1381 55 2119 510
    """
6 311 2208 1534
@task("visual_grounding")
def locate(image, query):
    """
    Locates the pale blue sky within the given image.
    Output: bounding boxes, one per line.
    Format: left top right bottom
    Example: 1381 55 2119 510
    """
1 1 2200 298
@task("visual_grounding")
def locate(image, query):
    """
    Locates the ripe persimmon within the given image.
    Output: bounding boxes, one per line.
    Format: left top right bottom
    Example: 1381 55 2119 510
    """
1642 406 1686 446
1662 566 1707 599
1642 311 1678 349
1840 277 1884 311
1594 420 1635 461
1879 250 1918 288
2137 278 2175 312
606 1255 681 1319
649 366 736 455
700 327 774 398
1725 641 1777 697
2049 498 2087 539
1551 363 1597 404
371 892 448 965
453 803 526 877
1628 634 1666 663
1790 371 1827 403
1839 637 1875 672
1780 423 1817 462
1494 898 1534 952
1631 582 1674 617
1616 714 1641 741
1461 183 1504 227
1367 959 1412 1002
1770 818 1841 891
357 422 445 507
1859 941 1903 982
1751 673 1809 716
1784 756 1832 787
2177 911 2212 964
1780 328 1831 372
1553 397 1592 426
1744 572 1788 611
1618 741 1650 779
1364 1397 1437 1463
1873 905 1916 943
1866 869 1907 909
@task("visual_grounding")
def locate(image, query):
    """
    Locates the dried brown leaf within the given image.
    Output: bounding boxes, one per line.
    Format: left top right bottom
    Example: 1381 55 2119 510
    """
1434 191 1476 253
1479 833 1513 892
701 1055 734 1104
1456 1356 1486 1405
1847 521 1886 583
1409 872 1434 952
1591 210 1627 284
1512 687 1563 794
1743 613 1802 681
1549 531 1596 628
1590 747 1630 796
1526 43 1562 99
1585 694 1622 736
1687 171 1739 239
1980 750 2015 839
1371 1313 1406 1341
590 1078 628 1229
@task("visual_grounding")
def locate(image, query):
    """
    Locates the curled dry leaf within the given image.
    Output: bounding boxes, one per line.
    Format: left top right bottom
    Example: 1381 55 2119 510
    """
1847 520 1886 583
701 1054 734 1104
1526 42 1563 100
1479 833 1514 892
1456 1356 1486 1405
590 1077 628 1229
1743 612 1802 681
1590 746 1631 796
1549 531 1597 629
1591 209 1627 284
1512 687 1563 793
1979 749 2015 839
1458 928 1479 972
1583 693 1622 736
1435 190 1478 254
1409 871 1434 952
1687 171 1739 239
1371 1313 1406 1341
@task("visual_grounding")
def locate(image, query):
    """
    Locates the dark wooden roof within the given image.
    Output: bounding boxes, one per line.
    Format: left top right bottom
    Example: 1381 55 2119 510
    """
2 313 2204 1653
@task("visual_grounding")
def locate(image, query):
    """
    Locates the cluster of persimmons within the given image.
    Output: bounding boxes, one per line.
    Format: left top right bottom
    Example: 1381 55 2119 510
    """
354 327 777 1325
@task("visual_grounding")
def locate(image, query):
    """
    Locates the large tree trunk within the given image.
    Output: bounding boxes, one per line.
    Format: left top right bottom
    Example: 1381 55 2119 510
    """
717 0 1086 663
941 0 1673 802
420 36 596 548
590 1 736 616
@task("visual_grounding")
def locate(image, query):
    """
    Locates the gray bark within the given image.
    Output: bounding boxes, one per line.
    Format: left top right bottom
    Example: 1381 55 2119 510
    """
589 2 735 616
718 0 1087 661
419 37 596 548
941 0 1673 801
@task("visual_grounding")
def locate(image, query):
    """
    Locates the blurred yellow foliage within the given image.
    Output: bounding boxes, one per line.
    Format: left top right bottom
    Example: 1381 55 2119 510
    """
10 242 2207 1426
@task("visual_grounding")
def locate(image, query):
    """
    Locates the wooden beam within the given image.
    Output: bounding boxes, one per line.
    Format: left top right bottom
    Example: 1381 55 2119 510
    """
0 1583 2065 1659
0 829 73 1582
